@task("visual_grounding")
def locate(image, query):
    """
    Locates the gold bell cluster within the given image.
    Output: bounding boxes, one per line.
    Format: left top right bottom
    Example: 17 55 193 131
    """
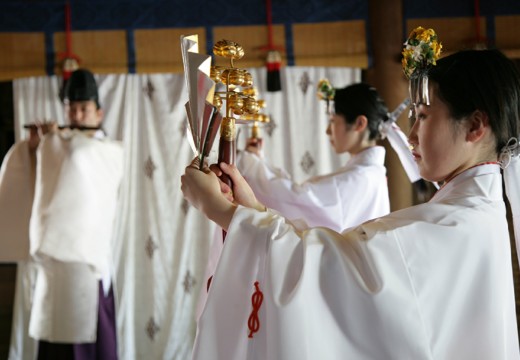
240 87 270 139
211 40 260 140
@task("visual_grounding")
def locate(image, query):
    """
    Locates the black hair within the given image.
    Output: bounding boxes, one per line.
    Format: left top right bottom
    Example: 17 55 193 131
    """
333 83 389 140
427 49 520 153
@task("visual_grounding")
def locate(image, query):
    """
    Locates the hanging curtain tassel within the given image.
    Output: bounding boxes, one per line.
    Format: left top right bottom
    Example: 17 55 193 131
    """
266 50 282 92
59 1 81 101
263 0 282 92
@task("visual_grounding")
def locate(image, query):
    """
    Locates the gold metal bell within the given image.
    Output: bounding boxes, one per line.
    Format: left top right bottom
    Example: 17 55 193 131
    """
242 71 253 87
210 66 222 82
213 95 223 110
228 93 244 110
244 96 259 114
213 40 244 60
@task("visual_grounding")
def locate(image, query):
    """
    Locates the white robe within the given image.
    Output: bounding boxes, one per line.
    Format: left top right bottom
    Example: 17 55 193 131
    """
0 141 38 360
193 164 519 360
237 146 389 231
196 146 390 320
8 260 37 360
28 130 123 343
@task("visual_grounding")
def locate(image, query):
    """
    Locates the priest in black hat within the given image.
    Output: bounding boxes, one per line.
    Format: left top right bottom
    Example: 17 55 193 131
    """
63 68 104 132
6 68 123 360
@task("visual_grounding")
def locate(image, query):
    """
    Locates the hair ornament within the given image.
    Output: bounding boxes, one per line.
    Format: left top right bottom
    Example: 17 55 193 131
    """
499 137 520 169
317 79 335 115
402 27 442 106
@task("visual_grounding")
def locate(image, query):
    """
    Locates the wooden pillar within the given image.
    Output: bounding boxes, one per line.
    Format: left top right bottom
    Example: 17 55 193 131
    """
366 0 412 211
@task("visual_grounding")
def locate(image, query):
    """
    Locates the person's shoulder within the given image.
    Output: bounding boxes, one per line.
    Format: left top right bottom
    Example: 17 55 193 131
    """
331 163 386 186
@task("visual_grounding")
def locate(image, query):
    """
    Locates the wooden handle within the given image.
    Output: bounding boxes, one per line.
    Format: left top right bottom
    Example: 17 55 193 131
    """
218 137 236 188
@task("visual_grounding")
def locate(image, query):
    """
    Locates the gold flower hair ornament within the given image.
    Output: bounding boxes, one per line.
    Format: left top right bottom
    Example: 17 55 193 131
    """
402 27 442 105
317 79 335 115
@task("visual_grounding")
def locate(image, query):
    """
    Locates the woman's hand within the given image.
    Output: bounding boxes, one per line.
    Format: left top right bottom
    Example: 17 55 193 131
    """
181 158 237 230
245 137 263 157
211 162 266 212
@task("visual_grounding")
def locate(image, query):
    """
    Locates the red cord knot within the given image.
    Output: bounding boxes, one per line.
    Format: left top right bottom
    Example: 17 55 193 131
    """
247 281 264 338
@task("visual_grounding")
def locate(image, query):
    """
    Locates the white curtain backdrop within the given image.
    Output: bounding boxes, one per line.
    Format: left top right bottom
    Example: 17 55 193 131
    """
11 66 360 360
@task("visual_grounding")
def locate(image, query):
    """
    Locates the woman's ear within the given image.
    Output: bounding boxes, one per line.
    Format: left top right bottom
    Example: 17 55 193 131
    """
354 115 368 132
466 110 489 143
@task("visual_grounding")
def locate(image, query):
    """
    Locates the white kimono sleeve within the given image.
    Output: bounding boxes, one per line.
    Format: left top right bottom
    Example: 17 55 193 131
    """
29 131 123 277
237 152 345 231
504 155 520 266
0 141 35 262
193 206 429 360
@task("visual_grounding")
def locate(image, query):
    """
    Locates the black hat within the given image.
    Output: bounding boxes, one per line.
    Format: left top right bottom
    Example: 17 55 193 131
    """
64 69 99 103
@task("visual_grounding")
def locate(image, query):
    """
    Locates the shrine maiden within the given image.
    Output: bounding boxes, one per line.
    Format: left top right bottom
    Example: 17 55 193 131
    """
236 83 393 232
182 49 520 359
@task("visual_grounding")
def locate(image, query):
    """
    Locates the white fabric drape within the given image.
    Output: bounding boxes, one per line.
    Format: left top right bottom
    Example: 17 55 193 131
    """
10 66 360 359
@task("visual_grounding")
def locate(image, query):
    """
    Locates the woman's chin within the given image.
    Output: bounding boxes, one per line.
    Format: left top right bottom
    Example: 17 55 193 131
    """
418 167 434 183
420 170 444 184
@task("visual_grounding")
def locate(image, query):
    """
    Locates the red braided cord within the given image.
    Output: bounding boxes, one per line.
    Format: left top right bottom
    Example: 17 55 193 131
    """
247 281 264 338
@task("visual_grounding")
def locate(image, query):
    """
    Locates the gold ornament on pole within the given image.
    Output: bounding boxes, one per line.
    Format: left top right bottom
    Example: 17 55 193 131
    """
237 86 270 148
211 40 260 187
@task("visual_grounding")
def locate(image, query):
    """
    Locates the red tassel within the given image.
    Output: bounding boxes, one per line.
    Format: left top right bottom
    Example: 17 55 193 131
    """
247 281 264 338
263 0 282 91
